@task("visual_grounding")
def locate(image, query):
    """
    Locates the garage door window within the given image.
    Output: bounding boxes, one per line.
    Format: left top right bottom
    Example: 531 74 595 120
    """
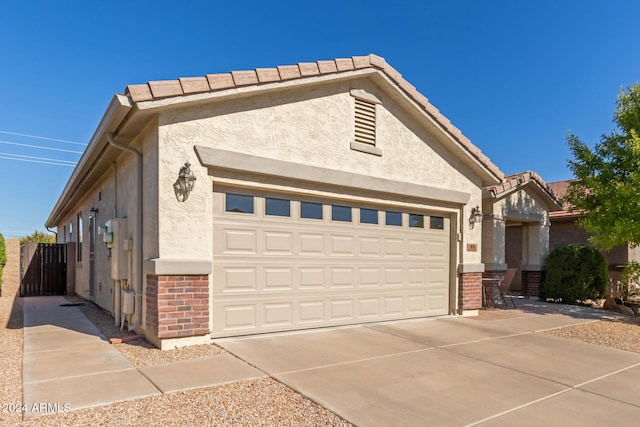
409 213 424 228
265 197 290 217
332 205 352 222
360 208 378 224
430 216 445 230
226 193 254 214
385 211 402 226
301 201 323 219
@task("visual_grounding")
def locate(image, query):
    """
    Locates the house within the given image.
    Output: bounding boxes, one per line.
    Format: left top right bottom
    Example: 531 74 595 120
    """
46 54 561 349
548 180 640 283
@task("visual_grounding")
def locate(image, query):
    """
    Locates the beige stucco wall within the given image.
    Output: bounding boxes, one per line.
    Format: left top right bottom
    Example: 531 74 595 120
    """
156 78 485 267
483 186 551 270
54 123 158 318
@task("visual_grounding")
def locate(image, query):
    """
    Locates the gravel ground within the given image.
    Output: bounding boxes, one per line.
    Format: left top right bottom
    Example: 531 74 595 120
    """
541 317 640 353
3 288 640 426
75 298 227 368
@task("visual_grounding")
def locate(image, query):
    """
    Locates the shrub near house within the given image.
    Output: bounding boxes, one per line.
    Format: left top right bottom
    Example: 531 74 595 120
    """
542 244 607 303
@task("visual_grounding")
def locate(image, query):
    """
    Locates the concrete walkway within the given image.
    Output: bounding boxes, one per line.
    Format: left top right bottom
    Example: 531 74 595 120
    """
22 296 265 420
216 300 640 426
23 296 640 424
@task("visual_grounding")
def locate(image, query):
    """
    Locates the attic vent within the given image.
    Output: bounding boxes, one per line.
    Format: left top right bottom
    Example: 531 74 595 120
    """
354 98 376 146
350 89 382 156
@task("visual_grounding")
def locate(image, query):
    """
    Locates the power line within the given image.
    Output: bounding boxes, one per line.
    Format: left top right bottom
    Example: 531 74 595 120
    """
0 152 76 167
0 130 86 146
0 139 84 154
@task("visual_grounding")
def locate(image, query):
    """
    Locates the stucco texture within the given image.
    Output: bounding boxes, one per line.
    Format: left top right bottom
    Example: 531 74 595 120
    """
157 77 484 264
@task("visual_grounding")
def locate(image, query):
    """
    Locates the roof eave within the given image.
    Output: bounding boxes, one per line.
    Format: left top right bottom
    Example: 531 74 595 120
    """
45 94 133 228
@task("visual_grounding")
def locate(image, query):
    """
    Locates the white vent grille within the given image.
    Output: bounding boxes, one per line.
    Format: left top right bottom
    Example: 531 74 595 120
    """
354 98 376 146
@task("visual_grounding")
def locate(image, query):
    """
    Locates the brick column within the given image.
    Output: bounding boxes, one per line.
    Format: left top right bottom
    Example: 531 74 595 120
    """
522 270 543 298
459 272 482 310
146 274 209 339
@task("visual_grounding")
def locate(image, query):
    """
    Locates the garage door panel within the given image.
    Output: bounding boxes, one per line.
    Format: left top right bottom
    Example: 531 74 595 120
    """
383 296 404 315
222 229 257 253
330 268 355 288
330 299 355 320
359 268 380 287
429 240 447 258
223 267 257 291
384 238 404 256
263 303 293 327
299 300 324 321
212 189 451 337
408 239 427 257
264 268 293 290
299 268 325 289
300 233 325 254
330 235 356 255
359 236 381 256
429 294 447 311
264 232 293 254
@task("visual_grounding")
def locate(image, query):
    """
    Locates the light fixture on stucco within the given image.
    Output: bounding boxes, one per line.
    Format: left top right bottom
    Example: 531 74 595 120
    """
173 161 197 202
469 206 483 229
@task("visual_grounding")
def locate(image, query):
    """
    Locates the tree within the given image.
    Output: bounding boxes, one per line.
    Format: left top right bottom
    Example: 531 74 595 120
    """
20 230 56 244
566 83 640 250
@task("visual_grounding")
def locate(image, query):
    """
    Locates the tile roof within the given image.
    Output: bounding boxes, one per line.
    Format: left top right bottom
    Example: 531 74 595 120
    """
124 54 504 182
547 179 582 219
484 171 563 210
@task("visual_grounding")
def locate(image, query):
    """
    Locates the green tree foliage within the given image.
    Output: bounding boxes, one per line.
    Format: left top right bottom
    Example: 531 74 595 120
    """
566 83 640 250
0 233 6 289
541 244 608 303
20 230 56 244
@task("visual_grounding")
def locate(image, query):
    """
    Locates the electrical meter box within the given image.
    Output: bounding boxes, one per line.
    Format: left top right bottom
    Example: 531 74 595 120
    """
105 218 129 280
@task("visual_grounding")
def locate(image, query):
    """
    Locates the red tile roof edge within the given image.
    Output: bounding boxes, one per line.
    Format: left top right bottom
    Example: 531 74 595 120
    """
484 171 563 208
123 54 504 182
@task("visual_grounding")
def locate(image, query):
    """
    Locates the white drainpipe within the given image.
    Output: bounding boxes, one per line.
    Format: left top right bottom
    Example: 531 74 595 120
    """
106 132 143 331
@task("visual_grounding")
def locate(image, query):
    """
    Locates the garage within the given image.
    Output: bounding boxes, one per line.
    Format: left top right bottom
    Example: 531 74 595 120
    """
211 185 451 337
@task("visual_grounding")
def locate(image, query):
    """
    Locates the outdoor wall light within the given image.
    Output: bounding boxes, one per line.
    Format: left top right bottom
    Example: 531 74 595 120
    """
469 206 483 229
173 161 197 202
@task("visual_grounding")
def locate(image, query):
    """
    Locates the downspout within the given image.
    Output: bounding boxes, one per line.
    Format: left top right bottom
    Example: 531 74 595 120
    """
107 132 143 331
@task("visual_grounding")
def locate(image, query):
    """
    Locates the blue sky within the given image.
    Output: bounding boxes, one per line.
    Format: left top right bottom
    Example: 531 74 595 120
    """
1 0 638 238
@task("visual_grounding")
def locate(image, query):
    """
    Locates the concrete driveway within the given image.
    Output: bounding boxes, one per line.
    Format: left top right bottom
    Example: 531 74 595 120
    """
216 301 640 426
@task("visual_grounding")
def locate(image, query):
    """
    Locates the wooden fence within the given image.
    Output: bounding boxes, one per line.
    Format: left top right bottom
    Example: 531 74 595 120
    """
20 243 67 297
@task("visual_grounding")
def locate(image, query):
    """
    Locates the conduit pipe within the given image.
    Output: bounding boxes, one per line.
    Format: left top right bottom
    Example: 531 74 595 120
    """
107 132 143 332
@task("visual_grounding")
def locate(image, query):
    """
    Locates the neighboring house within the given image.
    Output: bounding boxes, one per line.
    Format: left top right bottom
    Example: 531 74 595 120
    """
46 54 559 349
548 180 640 283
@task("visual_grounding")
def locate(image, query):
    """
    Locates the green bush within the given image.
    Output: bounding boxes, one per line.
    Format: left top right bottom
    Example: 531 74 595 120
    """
541 244 607 303
0 233 6 290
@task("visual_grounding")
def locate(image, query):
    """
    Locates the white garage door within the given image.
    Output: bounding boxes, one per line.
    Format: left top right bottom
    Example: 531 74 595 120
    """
211 186 451 337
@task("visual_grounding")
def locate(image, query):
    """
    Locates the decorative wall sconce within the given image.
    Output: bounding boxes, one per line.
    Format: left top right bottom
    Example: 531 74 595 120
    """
173 162 197 202
469 206 483 229
89 207 99 215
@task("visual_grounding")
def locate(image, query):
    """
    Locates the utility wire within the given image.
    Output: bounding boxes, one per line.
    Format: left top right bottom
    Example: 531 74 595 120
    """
0 139 84 154
0 152 76 167
0 130 86 146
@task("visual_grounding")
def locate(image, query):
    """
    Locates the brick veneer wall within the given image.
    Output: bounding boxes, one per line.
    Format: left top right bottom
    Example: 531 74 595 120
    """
459 272 482 310
146 274 210 339
522 270 543 297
